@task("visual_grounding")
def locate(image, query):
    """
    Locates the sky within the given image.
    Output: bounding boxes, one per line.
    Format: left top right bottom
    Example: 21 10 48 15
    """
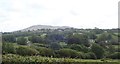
0 0 119 32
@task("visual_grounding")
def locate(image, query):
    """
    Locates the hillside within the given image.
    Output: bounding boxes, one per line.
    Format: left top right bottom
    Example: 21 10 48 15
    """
2 27 120 64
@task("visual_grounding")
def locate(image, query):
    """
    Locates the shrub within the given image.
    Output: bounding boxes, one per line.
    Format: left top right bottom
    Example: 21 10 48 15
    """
70 44 90 53
28 35 44 43
2 34 16 43
77 52 86 59
67 34 90 47
85 52 97 59
50 42 62 50
16 37 27 45
16 46 39 56
36 47 55 57
57 49 79 58
2 43 16 54
115 47 120 52
106 52 120 59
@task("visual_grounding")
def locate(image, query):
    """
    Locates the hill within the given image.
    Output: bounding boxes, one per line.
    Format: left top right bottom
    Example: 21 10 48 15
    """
19 25 73 32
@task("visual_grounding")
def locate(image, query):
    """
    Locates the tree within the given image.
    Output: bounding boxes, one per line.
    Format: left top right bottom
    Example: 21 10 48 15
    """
96 33 112 43
107 34 112 40
28 35 44 43
93 27 103 34
96 33 107 43
50 42 62 50
46 33 65 42
2 34 16 43
91 43 105 59
87 32 97 40
67 34 90 47
95 33 113 47
17 37 27 45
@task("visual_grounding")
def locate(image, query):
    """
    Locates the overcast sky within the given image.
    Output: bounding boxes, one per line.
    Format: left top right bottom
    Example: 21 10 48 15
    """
0 0 119 32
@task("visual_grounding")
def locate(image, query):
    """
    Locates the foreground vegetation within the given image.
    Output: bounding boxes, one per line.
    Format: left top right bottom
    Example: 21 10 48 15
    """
3 54 119 64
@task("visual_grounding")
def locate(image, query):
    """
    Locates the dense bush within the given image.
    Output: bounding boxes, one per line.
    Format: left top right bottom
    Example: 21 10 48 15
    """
33 43 47 47
28 35 44 43
2 34 16 43
36 47 55 57
77 52 86 59
46 33 65 42
57 49 79 58
115 47 120 52
85 52 97 59
16 46 39 56
50 42 62 50
67 34 90 47
70 44 90 53
69 44 82 51
107 45 116 53
2 43 16 54
106 52 120 59
16 37 27 45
